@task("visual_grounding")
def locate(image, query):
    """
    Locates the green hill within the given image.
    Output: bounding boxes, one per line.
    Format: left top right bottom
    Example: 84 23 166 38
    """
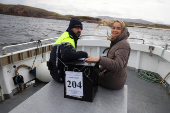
0 3 100 23
0 3 62 18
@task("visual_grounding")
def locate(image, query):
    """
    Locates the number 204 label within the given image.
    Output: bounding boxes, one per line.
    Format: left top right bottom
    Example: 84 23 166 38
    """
65 71 83 97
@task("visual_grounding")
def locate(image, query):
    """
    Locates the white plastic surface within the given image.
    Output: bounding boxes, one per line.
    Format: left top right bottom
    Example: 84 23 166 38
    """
36 62 53 82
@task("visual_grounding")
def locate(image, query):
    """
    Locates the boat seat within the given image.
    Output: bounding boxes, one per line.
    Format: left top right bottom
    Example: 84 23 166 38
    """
9 80 127 113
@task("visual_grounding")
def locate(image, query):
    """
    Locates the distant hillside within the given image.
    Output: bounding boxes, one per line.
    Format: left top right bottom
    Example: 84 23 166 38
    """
0 3 100 23
0 3 62 18
97 16 170 30
97 16 155 25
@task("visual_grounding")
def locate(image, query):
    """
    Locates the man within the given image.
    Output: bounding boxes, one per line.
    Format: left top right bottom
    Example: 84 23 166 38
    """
48 18 88 82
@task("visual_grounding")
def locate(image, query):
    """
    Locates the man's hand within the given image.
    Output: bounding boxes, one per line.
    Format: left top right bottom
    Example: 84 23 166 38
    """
84 57 100 63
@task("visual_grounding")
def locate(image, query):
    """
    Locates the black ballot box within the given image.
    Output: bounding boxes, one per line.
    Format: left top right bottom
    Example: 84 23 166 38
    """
64 60 99 102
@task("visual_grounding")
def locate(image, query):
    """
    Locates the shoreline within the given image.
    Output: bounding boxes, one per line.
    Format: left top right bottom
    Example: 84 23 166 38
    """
0 14 170 30
127 25 170 30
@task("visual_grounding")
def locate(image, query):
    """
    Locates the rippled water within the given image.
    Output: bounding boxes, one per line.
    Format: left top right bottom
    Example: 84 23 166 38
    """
0 14 170 54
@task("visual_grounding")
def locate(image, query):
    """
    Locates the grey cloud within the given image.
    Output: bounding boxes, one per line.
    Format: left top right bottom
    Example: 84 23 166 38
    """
0 0 25 5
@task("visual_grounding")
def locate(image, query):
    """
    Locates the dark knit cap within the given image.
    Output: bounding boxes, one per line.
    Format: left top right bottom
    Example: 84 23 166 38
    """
68 18 83 30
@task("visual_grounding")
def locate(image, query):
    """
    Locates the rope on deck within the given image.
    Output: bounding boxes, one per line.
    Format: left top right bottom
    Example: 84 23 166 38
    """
138 71 161 83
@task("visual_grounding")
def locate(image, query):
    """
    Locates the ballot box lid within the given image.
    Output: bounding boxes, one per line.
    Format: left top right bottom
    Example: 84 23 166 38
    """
64 60 96 66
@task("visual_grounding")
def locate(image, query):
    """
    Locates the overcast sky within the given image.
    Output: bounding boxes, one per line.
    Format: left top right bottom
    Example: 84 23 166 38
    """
1 0 170 25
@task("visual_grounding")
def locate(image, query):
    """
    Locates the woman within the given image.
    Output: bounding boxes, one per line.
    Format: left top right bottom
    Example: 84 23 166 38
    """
85 19 131 90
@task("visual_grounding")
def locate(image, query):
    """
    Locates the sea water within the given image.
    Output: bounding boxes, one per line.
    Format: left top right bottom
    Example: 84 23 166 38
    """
0 14 170 54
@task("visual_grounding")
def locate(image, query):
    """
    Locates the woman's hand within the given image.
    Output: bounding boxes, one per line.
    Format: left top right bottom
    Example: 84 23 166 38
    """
84 57 100 63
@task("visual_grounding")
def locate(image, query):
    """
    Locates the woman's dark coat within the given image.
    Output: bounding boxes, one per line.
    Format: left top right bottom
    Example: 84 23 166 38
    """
98 27 131 90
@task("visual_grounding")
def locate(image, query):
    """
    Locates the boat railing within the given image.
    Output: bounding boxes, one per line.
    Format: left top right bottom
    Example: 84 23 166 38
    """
164 44 170 50
128 38 145 44
80 35 107 37
81 35 145 44
1 37 59 55
1 35 146 55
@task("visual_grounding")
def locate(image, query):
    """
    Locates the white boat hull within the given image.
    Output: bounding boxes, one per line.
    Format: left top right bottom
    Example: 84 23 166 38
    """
0 39 170 99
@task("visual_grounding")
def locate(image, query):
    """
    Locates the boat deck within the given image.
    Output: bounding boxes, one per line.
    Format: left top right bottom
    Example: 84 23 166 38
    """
126 68 170 113
0 67 170 113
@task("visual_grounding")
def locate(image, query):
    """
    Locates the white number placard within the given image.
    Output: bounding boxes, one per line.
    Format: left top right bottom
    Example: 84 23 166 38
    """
65 71 83 97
